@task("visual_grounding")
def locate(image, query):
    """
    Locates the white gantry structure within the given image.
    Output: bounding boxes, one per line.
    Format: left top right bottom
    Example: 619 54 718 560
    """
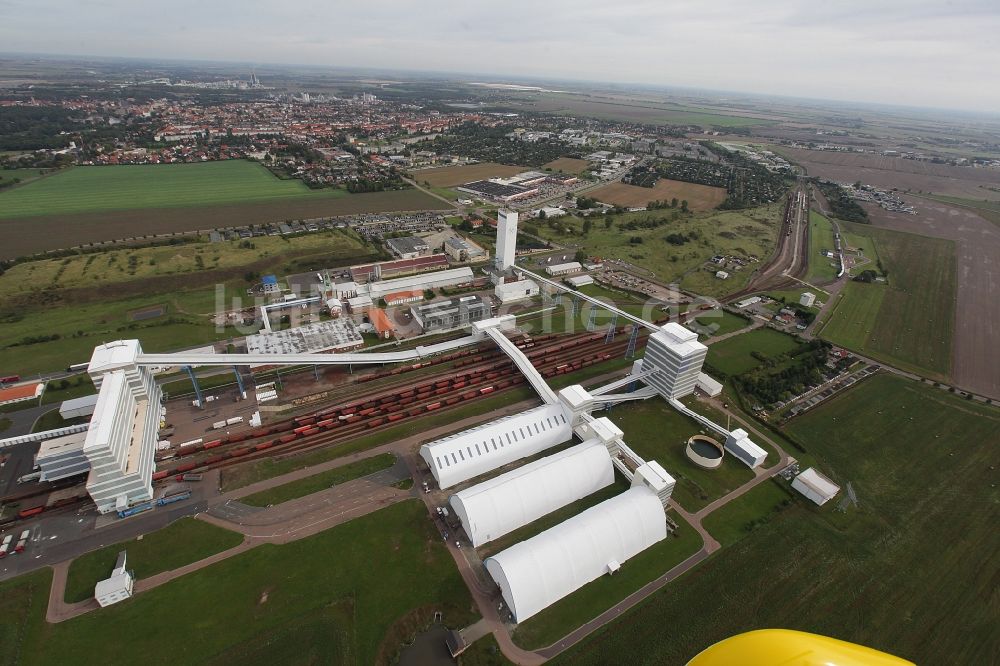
484 484 668 623
449 441 615 548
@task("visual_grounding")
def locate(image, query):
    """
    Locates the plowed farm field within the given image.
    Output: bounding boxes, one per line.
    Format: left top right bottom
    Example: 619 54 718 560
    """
590 179 726 211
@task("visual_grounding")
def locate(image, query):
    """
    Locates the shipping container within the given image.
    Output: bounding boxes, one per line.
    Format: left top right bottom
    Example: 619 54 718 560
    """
17 506 44 519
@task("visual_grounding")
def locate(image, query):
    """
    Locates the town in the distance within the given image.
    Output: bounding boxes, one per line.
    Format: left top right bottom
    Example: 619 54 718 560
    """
0 48 997 666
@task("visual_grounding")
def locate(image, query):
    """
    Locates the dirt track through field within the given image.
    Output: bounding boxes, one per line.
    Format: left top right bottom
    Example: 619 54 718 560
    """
867 197 1000 399
0 189 449 259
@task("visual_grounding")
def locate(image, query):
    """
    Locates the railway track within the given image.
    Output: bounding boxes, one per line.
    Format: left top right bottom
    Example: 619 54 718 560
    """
1 326 655 525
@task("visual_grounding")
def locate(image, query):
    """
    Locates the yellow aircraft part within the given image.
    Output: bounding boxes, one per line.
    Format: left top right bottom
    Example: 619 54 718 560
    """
687 629 915 666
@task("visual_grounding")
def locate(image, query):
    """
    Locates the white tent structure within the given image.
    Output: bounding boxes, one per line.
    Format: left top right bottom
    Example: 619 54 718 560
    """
485 486 667 623
792 467 840 506
450 441 615 547
420 404 572 489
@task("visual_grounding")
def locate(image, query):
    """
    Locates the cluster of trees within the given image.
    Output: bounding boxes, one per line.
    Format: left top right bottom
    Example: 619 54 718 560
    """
816 181 870 223
646 198 687 211
8 333 61 348
426 123 571 166
575 196 599 210
617 211 683 232
0 106 83 150
734 339 830 405
664 232 691 246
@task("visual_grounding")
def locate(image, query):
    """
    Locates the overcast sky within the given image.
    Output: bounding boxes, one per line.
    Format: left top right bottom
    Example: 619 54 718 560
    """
3 0 999 113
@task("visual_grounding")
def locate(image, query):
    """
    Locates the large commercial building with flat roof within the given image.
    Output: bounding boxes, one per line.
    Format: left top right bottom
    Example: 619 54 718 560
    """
246 319 364 356
385 235 431 260
411 295 491 333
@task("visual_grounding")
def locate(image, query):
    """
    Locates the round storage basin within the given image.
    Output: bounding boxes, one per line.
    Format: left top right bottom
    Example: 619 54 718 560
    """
686 435 725 469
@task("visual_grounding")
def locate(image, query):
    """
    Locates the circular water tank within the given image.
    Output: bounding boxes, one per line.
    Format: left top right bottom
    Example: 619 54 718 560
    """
686 435 725 469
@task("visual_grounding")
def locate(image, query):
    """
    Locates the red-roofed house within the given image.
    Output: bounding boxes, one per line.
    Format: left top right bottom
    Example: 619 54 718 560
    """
369 308 395 339
384 289 424 306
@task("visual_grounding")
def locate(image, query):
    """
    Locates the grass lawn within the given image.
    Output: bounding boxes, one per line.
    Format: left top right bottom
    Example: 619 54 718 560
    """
239 453 396 507
553 374 1000 665
706 327 803 376
7 501 476 665
701 479 793 547
0 167 54 189
63 517 244 603
542 157 590 175
595 400 754 512
816 222 955 379
531 203 783 299
806 211 839 282
689 310 750 338
512 511 702 650
0 161 348 219
30 410 87 433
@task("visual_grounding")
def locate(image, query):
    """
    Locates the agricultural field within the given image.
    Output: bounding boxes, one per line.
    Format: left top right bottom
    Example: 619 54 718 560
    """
0 230 371 299
506 93 778 128
806 211 839 282
776 146 1000 198
554 375 1000 665
922 193 1000 227
816 222 955 379
0 182 444 260
239 453 396 507
542 157 590 175
63 518 243 603
411 163 525 187
0 501 477 665
0 161 348 219
589 179 726 211
533 202 782 299
0 167 53 189
705 327 804 376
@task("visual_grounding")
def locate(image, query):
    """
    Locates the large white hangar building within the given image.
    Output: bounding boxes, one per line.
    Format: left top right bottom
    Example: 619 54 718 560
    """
484 485 668 623
419 404 572 489
449 441 615 548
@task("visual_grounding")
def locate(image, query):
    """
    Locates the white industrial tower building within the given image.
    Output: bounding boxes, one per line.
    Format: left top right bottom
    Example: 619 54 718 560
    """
642 323 708 399
84 341 162 513
495 209 518 271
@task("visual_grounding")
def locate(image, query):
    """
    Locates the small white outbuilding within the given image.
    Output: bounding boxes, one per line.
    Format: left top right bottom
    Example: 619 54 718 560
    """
792 467 840 506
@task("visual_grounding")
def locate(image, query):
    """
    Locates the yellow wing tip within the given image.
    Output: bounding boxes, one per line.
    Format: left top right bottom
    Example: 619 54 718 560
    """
687 629 916 666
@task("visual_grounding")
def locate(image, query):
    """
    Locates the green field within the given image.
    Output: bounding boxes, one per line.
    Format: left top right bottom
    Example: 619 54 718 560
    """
64 518 244 603
239 453 396 507
596 400 755 512
807 211 839 282
553 375 1000 665
0 161 348 219
0 230 378 376
689 310 751 338
530 203 783 299
1 501 476 665
706 327 803 376
509 93 777 128
816 222 955 379
701 479 793 547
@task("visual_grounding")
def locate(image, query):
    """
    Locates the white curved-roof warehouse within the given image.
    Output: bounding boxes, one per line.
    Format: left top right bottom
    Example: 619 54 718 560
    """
450 441 615 547
420 404 572 489
485 486 667 623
